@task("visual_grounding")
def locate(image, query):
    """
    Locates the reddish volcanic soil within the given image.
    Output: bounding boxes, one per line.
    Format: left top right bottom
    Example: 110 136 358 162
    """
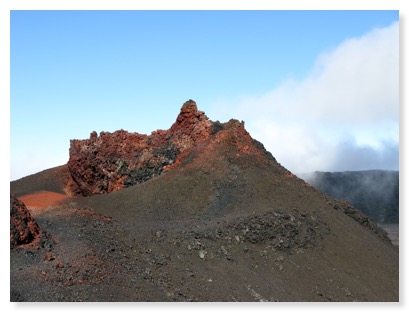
18 191 70 216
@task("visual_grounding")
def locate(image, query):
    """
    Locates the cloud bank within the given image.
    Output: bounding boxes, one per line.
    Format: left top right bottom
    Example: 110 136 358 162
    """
222 21 399 174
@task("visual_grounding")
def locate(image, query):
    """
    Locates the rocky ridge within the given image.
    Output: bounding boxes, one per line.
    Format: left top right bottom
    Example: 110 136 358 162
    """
68 100 213 195
67 100 278 196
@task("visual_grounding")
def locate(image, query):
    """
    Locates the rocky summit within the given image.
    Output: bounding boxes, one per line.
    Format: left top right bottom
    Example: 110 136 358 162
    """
67 100 213 195
10 100 398 302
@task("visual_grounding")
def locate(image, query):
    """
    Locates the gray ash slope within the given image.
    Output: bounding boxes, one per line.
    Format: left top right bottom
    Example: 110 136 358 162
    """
10 101 398 302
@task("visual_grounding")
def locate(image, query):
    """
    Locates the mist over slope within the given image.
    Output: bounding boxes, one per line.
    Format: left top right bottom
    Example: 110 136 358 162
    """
10 100 398 302
306 170 399 224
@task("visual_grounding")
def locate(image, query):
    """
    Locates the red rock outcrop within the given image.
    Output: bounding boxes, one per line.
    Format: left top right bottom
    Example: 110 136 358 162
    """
10 194 41 247
67 100 284 196
68 100 213 195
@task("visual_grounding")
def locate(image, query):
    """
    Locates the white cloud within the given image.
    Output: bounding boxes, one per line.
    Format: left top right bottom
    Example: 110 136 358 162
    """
220 21 399 174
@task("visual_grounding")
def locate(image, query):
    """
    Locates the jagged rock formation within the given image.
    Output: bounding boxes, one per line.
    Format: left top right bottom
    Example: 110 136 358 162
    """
10 194 41 247
67 100 278 196
68 100 213 196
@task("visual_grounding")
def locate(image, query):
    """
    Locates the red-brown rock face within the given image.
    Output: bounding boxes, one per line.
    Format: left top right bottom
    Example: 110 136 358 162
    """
68 100 214 196
67 100 280 196
10 194 41 247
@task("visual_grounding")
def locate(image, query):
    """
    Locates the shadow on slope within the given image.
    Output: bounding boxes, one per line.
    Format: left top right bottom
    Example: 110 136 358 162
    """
10 165 74 197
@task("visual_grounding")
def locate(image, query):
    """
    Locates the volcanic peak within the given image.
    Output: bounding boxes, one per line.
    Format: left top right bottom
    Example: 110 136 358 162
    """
67 100 265 196
10 100 399 302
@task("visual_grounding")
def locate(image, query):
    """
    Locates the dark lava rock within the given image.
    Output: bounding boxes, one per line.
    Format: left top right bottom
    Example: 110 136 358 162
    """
10 194 41 247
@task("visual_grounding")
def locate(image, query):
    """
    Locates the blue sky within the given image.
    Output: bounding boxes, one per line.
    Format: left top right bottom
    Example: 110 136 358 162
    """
10 10 399 180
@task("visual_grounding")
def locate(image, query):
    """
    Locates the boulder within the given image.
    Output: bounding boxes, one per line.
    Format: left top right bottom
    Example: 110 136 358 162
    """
10 194 41 247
